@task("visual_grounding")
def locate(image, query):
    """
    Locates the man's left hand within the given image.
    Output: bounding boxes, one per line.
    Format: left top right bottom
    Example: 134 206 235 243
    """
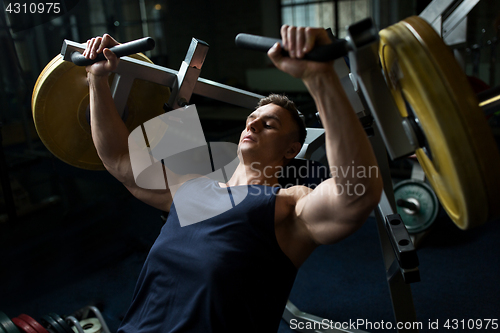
268 25 334 80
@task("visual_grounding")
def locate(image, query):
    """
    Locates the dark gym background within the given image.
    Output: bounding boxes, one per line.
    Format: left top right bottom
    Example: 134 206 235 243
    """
1 0 499 332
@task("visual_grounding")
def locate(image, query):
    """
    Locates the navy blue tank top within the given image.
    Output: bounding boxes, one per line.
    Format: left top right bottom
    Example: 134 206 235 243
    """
118 177 297 333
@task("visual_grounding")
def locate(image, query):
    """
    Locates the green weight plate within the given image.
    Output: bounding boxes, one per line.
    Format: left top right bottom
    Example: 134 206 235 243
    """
46 315 71 333
0 317 7 333
0 312 21 333
394 179 439 234
0 315 7 333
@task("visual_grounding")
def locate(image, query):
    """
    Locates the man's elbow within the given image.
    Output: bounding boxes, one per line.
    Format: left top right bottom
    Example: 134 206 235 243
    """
102 154 135 187
359 177 383 216
343 178 383 224
367 176 383 208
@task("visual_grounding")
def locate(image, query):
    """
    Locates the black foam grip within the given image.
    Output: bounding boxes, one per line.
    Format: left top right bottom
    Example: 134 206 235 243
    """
71 37 155 66
235 33 348 62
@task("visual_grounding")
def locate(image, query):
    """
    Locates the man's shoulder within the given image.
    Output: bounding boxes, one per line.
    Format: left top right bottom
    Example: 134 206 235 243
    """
277 185 313 203
275 185 313 223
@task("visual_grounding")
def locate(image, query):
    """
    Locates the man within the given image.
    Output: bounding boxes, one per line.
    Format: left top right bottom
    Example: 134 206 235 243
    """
83 25 383 332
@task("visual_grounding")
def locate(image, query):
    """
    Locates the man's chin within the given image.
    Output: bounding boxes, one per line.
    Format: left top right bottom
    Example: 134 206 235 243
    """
237 144 257 158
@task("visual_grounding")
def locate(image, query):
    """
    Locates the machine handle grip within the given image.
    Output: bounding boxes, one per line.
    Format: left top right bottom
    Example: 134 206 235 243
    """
71 37 155 66
235 33 349 62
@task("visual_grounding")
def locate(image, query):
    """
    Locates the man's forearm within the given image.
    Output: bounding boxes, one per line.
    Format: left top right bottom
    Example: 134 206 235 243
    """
304 70 382 202
88 74 133 183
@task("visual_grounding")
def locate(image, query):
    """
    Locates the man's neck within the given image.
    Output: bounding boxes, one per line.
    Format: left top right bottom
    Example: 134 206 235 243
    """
221 162 283 187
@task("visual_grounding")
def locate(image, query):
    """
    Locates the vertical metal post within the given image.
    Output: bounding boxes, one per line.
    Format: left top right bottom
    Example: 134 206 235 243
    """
346 22 415 160
334 0 339 37
110 74 135 119
371 127 419 332
167 38 209 110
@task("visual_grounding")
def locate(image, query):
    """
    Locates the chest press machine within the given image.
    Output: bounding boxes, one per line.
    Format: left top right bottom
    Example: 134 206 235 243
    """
31 5 500 333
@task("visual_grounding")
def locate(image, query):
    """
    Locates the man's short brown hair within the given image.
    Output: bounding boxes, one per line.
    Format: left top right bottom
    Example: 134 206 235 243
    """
257 94 307 146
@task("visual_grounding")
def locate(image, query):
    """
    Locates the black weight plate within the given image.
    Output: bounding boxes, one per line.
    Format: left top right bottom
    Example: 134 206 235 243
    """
46 315 71 333
39 316 63 333
0 312 21 333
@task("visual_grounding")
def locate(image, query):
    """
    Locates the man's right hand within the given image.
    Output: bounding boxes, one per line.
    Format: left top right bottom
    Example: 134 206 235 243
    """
83 34 120 77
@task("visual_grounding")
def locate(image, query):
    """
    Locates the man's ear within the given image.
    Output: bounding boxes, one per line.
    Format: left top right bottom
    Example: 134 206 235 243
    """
284 142 302 159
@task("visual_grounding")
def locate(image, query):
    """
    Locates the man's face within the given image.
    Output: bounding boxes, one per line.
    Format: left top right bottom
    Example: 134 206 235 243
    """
238 103 300 166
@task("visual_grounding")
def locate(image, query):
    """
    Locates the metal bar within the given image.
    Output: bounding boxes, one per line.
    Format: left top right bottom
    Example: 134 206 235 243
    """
168 38 210 109
296 128 325 160
431 16 442 37
442 0 480 39
410 162 425 181
110 74 135 118
65 316 85 333
281 0 332 8
335 57 366 117
444 17 468 45
283 301 368 333
375 200 419 333
376 192 397 271
370 127 419 332
334 0 339 38
81 306 111 333
61 40 263 110
193 78 264 109
61 40 178 87
418 0 455 27
348 42 415 160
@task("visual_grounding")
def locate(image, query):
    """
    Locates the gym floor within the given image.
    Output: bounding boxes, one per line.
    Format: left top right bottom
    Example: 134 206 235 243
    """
1 125 499 333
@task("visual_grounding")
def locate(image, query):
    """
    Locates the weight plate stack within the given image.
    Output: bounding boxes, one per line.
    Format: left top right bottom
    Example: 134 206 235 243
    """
46 315 71 333
379 16 500 229
39 316 64 333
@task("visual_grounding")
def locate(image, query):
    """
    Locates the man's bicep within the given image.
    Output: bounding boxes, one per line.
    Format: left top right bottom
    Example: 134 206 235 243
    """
295 179 365 245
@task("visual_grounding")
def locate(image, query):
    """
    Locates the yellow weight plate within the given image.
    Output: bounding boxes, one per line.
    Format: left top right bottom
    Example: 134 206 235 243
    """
32 52 170 170
379 16 500 229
